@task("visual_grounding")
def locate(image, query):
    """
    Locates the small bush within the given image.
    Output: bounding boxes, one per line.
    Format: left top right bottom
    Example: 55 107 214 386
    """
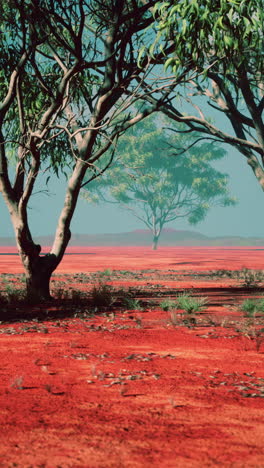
122 296 142 310
241 299 258 317
239 268 264 288
160 298 178 311
91 282 115 307
241 298 264 317
99 269 112 278
177 293 208 314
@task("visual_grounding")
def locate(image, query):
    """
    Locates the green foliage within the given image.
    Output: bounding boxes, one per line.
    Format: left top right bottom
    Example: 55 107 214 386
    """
122 296 142 310
161 292 208 327
152 0 263 77
145 1 264 206
176 293 208 314
241 299 264 317
163 293 208 327
160 298 178 311
0 0 80 178
99 269 113 278
0 1 161 187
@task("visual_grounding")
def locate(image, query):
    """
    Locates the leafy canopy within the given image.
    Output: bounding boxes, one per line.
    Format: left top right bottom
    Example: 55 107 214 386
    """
152 0 263 76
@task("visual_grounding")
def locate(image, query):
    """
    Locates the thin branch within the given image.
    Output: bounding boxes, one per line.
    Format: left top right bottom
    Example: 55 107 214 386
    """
80 144 117 188
0 50 31 118
164 132 224 155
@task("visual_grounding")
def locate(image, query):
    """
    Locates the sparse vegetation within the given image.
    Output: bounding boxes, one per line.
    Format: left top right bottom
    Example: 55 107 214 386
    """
122 297 142 310
0 284 27 306
99 269 113 278
239 269 264 288
0 269 263 352
4 286 27 304
241 299 264 317
161 293 208 326
235 319 264 353
177 293 208 314
160 298 178 312
209 269 235 278
189 268 264 288
90 282 116 308
161 294 208 315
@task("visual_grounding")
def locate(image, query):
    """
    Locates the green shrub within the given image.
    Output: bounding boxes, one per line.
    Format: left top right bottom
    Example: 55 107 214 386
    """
122 296 142 310
160 298 178 311
177 293 208 314
99 269 112 278
241 298 264 317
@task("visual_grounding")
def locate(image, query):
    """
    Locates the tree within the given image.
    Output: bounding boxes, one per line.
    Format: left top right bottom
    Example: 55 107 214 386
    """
0 0 183 299
83 115 235 249
142 1 264 191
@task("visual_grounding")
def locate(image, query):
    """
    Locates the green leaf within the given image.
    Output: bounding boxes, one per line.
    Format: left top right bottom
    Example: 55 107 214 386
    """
168 5 179 18
223 35 233 47
227 7 234 24
149 42 156 58
181 18 187 36
137 45 146 68
164 57 175 71
214 16 228 31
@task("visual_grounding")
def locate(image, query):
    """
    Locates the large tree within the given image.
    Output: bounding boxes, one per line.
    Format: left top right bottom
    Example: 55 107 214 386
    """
141 0 264 190
0 0 183 299
83 115 235 249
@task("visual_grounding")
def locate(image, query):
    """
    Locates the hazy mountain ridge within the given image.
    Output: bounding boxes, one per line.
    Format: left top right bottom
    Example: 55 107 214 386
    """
1 229 264 246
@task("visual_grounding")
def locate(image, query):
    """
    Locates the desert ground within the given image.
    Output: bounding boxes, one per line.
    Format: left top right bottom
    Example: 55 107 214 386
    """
0 246 263 467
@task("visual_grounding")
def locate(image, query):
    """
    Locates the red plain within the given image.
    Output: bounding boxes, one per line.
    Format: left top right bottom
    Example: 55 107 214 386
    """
0 246 263 467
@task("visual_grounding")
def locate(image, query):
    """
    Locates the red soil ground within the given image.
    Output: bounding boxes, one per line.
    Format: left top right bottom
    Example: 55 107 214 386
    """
0 247 264 467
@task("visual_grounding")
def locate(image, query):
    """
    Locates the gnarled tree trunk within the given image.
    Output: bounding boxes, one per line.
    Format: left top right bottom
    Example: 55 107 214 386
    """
17 231 71 301
14 222 64 301
24 254 57 300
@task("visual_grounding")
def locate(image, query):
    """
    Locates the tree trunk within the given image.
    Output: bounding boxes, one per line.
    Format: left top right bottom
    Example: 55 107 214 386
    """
152 235 159 250
24 254 57 301
26 270 52 301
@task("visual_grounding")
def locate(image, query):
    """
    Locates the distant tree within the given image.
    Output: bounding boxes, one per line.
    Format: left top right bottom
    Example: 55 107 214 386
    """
83 115 235 249
0 0 183 299
142 0 264 190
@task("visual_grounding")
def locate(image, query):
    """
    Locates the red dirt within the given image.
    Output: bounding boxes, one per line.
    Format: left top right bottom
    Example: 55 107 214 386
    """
2 245 264 273
0 247 264 467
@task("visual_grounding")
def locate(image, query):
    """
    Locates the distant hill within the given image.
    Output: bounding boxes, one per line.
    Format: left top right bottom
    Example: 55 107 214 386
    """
1 229 264 247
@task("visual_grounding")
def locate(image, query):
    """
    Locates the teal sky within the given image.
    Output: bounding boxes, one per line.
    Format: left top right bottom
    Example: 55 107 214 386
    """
1 145 264 239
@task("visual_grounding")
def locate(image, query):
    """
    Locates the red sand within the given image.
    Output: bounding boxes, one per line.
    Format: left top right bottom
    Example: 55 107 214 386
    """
0 247 263 467
1 246 264 274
